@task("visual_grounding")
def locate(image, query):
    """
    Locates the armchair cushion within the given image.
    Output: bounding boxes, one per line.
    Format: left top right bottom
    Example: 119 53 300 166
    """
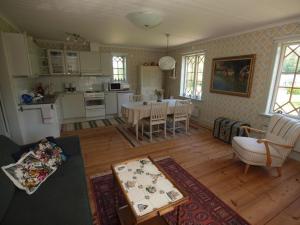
232 137 283 167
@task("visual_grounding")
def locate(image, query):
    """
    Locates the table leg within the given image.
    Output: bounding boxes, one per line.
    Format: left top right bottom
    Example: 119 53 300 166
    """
135 121 139 140
176 205 181 225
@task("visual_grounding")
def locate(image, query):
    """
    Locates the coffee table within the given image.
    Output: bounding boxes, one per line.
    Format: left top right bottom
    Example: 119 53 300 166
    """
112 156 189 225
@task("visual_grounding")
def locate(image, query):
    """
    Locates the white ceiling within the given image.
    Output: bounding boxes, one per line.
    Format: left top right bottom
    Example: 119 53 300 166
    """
1 0 300 48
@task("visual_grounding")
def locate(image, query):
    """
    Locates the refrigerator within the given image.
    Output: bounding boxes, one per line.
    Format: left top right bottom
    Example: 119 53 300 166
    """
138 66 164 100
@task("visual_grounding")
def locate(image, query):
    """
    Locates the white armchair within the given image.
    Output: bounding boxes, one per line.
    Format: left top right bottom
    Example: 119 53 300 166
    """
232 114 300 176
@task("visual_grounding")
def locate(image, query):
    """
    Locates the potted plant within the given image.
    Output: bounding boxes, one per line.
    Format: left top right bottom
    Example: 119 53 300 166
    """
155 89 163 102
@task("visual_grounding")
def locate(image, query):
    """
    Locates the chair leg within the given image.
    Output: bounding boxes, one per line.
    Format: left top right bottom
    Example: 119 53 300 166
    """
185 119 188 134
244 164 250 174
164 122 166 138
141 122 144 137
276 167 282 177
173 120 176 136
150 124 152 142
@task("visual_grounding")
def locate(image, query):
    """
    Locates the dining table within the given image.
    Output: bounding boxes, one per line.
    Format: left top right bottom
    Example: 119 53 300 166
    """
121 99 193 140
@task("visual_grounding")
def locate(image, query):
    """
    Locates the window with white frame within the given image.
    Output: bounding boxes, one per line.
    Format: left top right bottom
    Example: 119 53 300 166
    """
112 56 126 81
269 41 300 116
180 53 205 100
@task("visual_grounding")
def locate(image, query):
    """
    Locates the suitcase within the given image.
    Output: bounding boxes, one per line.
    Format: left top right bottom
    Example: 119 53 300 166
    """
213 117 250 144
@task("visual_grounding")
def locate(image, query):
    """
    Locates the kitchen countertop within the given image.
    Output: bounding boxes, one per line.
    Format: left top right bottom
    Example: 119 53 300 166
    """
19 94 58 106
104 90 134 93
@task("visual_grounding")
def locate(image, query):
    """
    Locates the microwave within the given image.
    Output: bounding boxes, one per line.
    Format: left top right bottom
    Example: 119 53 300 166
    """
109 83 121 90
109 83 130 91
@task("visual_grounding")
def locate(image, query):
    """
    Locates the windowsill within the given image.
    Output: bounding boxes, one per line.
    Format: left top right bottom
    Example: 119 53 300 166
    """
259 112 272 118
260 112 300 120
179 95 202 102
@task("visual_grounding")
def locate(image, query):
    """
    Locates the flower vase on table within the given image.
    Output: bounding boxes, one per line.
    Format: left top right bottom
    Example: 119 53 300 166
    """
155 89 163 102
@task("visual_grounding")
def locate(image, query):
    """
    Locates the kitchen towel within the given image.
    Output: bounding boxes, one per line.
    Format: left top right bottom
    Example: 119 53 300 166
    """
41 104 54 124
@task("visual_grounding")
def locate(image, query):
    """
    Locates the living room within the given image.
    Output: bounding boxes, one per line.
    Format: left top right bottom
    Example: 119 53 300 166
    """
0 1 300 225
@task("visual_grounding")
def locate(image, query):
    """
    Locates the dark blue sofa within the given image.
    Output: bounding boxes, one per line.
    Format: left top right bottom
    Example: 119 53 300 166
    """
0 135 93 225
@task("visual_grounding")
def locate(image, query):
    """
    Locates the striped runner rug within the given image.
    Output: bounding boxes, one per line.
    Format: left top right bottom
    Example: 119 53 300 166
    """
61 117 126 132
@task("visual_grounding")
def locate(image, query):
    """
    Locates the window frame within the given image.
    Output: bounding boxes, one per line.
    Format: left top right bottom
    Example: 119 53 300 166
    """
267 38 300 117
180 52 206 100
112 55 127 81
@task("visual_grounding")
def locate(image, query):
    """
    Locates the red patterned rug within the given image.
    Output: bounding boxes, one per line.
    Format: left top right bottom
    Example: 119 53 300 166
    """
90 157 249 225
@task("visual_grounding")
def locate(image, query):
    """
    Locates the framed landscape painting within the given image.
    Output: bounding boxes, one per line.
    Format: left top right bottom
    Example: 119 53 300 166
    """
210 54 256 97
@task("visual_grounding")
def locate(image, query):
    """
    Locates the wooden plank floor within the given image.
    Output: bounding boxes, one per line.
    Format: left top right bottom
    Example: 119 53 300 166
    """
62 126 300 225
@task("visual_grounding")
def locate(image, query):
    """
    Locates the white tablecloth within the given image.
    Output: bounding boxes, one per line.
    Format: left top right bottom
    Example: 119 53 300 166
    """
121 99 193 125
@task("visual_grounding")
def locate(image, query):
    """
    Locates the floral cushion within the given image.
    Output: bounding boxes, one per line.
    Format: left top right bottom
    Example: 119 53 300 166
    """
1 139 66 195
32 139 66 167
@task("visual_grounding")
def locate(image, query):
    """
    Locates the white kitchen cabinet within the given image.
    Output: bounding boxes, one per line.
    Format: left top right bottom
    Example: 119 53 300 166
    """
65 51 80 75
48 49 65 75
61 93 85 119
18 104 60 144
3 33 36 77
27 36 41 76
55 97 63 124
117 92 133 117
105 92 118 115
101 53 113 76
80 51 101 75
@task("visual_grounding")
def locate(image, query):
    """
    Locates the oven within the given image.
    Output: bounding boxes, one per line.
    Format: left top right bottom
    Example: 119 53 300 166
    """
84 92 105 118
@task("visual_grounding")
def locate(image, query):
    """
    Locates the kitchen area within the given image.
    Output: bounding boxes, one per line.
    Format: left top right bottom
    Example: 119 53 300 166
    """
1 32 158 144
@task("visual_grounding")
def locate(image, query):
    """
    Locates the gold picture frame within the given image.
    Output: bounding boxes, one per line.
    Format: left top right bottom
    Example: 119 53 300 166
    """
210 54 256 97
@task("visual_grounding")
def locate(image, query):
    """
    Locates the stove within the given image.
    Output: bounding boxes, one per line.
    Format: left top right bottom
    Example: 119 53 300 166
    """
83 91 105 118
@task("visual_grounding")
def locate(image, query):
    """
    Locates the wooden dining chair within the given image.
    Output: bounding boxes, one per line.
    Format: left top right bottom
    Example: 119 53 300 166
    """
141 102 168 142
129 95 143 102
168 100 190 136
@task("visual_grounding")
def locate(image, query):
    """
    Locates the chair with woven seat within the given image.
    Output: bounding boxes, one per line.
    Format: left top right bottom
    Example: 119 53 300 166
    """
232 114 300 176
129 95 143 102
168 100 190 136
141 102 168 142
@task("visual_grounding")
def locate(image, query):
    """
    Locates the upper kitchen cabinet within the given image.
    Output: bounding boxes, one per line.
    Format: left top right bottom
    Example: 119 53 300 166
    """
65 51 80 75
48 49 65 75
80 51 101 75
27 36 41 76
101 53 113 76
3 32 40 77
39 48 50 75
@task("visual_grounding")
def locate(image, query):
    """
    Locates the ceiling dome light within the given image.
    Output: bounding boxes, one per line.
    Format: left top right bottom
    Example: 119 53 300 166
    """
127 11 162 29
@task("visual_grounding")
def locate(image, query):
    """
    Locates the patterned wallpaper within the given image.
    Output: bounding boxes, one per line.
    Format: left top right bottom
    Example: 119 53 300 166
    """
99 46 165 92
167 22 300 129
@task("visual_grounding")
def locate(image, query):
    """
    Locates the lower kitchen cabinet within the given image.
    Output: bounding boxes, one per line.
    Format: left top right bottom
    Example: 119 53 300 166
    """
60 93 85 119
104 92 118 115
18 103 60 144
104 91 133 116
117 92 133 117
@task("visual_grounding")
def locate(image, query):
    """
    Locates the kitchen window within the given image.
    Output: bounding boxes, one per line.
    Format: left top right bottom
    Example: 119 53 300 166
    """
180 53 205 100
112 56 126 81
268 40 300 116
